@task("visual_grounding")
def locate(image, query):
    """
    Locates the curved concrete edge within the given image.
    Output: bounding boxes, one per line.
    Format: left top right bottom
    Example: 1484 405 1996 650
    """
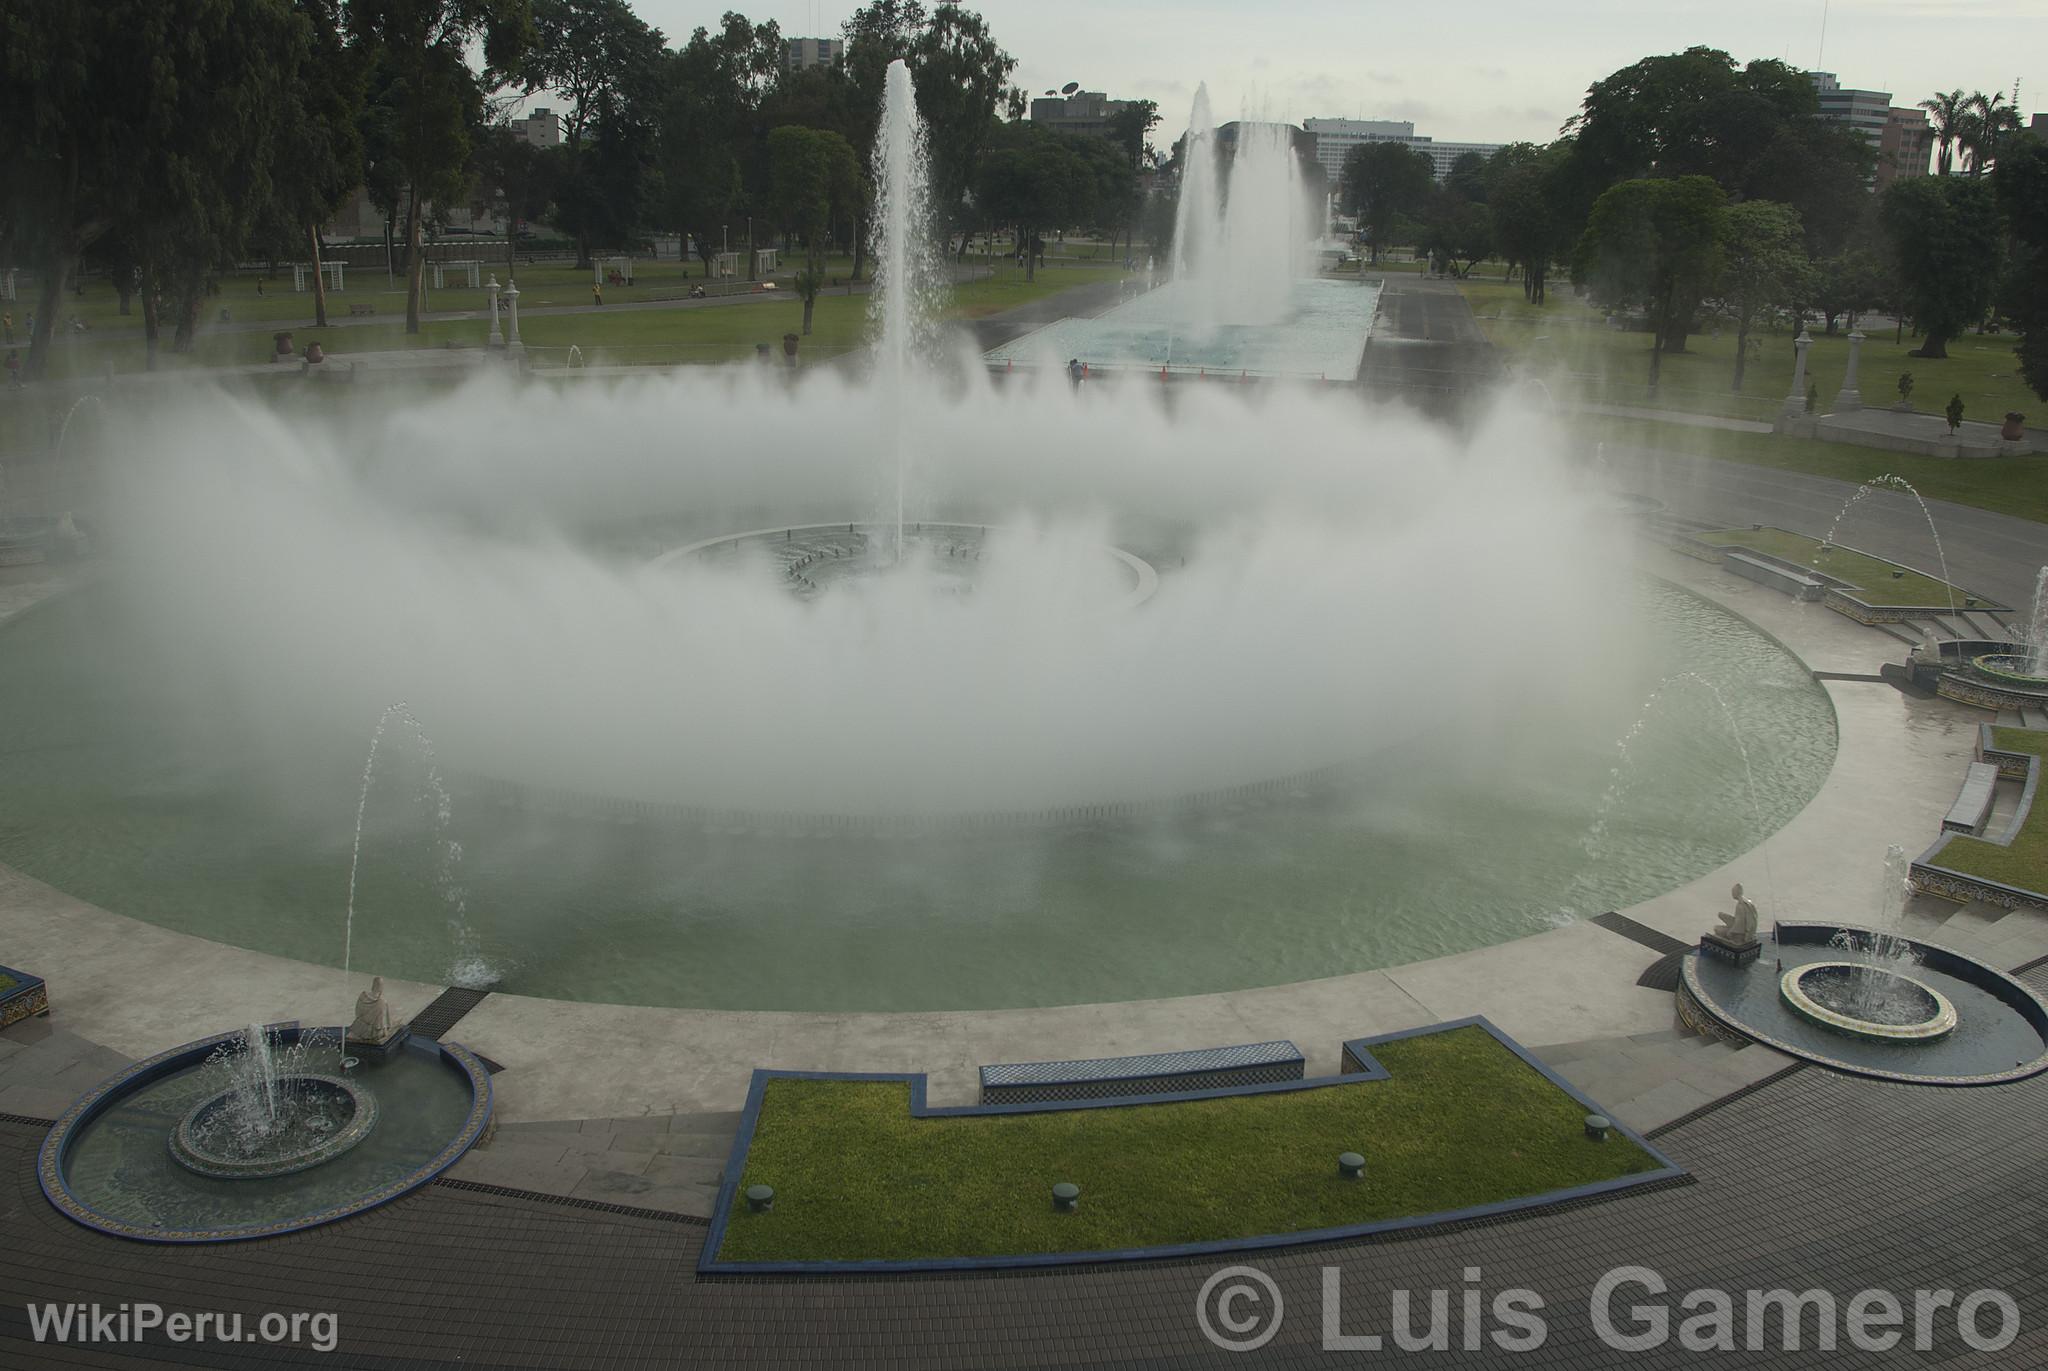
0 543 1975 1122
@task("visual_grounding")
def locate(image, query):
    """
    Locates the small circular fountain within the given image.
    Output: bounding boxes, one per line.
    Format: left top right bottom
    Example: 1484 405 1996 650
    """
40 1023 490 1242
168 1073 380 1180
1968 652 2048 690
1779 961 1958 1042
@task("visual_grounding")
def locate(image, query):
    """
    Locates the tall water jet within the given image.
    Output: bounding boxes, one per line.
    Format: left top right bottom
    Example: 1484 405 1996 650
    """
869 58 938 557
1211 121 1306 325
1171 85 1221 294
2027 566 2048 677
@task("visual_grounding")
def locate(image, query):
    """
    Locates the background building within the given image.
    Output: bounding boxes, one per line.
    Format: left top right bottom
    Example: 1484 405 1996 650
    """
1030 90 1135 139
510 107 561 148
1302 118 1416 181
1809 72 1891 155
1303 118 1501 185
1879 107 1935 185
784 37 841 72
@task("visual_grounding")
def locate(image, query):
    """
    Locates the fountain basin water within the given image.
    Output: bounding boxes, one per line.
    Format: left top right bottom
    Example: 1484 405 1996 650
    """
168 1071 379 1179
1779 961 1958 1042
40 1026 489 1242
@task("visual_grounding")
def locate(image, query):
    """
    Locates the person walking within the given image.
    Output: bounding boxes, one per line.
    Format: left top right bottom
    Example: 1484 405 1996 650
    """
2 311 12 345
1067 357 1085 390
592 281 603 307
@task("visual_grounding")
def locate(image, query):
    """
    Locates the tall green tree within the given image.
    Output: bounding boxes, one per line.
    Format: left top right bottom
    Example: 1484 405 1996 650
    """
654 13 780 279
520 0 664 267
906 5 1013 257
347 0 534 334
1484 142 1574 302
1710 200 1810 390
260 0 367 328
1341 142 1433 263
1573 175 1727 392
469 123 557 276
766 125 862 334
1994 137 2048 400
1879 173 2005 358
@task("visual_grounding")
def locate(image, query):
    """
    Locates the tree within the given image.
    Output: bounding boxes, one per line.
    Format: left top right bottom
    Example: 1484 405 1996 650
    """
1484 143 1572 302
520 0 664 266
1961 89 2022 175
469 124 557 276
975 121 1098 283
1573 175 1727 392
906 5 1013 257
1710 200 1810 390
347 0 534 334
1565 48 1815 187
767 126 861 334
1879 173 2004 358
1341 142 1433 263
1994 136 2048 400
1920 90 1969 175
654 13 781 279
260 0 367 328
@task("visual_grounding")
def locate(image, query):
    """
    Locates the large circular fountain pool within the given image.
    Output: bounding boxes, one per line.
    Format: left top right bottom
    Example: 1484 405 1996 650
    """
0 574 1834 1011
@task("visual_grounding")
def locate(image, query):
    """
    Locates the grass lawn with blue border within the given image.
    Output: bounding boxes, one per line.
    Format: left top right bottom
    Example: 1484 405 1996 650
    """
1939 728 2048 897
717 1024 1662 1264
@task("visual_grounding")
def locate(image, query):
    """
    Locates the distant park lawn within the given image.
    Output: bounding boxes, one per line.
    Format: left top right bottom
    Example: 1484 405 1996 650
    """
1584 416 2048 527
1461 279 2038 427
0 971 15 994
1937 728 2048 898
21 257 1129 376
716 1025 1661 1265
1691 527 1984 609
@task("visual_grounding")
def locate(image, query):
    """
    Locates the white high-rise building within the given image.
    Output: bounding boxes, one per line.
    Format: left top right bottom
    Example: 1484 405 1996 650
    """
1304 118 1504 185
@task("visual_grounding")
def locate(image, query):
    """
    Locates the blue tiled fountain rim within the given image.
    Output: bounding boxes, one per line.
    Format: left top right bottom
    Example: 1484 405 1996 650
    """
38 1022 493 1243
698 1016 1684 1275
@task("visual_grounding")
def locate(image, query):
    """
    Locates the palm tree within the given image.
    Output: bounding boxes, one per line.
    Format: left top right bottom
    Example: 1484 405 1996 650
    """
1919 90 1969 175
1962 90 2019 174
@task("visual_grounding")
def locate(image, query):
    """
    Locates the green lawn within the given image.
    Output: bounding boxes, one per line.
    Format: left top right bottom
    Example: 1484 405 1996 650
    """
1691 527 1984 609
0 972 15 993
15 258 1131 377
1583 416 2048 526
1938 728 2048 897
1463 280 2039 427
717 1025 1661 1264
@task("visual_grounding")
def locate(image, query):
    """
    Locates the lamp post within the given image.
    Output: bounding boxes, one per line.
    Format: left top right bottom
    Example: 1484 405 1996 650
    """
486 275 504 348
502 280 523 357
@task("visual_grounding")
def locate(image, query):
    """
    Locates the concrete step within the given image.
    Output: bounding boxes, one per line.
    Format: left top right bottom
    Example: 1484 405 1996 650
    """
1870 621 1926 648
1960 611 2007 639
2020 706 2048 730
1540 1025 1792 1135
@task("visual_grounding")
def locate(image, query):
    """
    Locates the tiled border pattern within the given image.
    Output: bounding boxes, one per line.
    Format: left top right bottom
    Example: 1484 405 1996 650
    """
0 964 48 1030
1678 921 2048 1086
697 1017 1684 1275
36 1024 492 1243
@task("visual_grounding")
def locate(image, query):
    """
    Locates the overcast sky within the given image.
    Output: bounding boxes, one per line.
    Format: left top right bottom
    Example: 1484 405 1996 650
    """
626 0 2047 147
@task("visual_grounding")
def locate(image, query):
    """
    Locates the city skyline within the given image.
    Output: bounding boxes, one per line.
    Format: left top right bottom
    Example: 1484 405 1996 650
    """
631 0 2046 149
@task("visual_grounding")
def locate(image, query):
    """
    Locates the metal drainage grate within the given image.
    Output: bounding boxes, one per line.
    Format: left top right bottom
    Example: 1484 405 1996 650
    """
1591 911 1690 955
432 1176 708 1225
0 1112 57 1128
406 986 492 1041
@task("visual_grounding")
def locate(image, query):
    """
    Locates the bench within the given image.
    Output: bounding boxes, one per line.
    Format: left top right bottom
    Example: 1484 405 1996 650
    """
1721 550 1825 601
1942 761 2000 836
348 303 376 317
978 1040 1304 1105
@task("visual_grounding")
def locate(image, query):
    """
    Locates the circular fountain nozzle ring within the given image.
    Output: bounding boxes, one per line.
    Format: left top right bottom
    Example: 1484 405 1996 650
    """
167 1073 379 1180
1779 961 1958 1042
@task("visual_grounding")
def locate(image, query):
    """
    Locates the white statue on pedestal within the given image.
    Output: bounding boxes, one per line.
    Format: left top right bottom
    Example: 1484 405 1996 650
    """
349 976 397 1044
1712 883 1760 943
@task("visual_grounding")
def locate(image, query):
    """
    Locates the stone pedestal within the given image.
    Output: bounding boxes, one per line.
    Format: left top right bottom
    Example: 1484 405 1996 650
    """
1699 934 1762 968
345 1023 410 1064
486 276 504 348
1832 331 1866 412
1783 330 1812 418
